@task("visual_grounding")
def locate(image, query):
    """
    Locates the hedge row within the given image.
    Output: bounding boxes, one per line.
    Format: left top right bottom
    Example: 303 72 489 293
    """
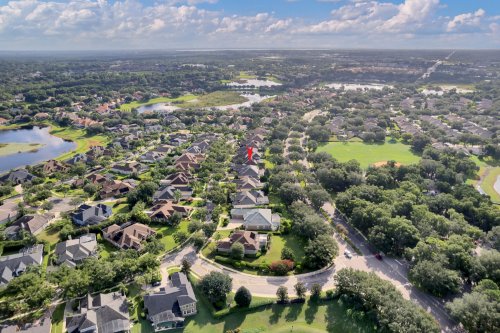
214 255 268 271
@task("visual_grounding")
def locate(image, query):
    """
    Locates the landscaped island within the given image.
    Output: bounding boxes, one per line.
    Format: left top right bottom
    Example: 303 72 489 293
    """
0 142 44 156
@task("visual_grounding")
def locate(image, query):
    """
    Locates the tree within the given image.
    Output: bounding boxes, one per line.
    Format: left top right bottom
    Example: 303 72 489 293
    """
199 271 232 304
143 238 165 255
181 258 191 275
173 231 188 244
234 286 252 307
278 182 306 206
411 134 432 153
173 189 182 203
230 242 245 260
276 286 289 303
188 220 203 233
447 281 500 333
308 188 330 210
310 283 322 301
270 260 294 276
409 260 461 296
293 214 332 240
281 247 295 261
304 235 338 269
192 231 206 249
168 212 182 226
294 282 307 300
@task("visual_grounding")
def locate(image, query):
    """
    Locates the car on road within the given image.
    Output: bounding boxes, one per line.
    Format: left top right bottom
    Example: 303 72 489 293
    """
152 281 161 287
374 253 383 260
344 249 352 259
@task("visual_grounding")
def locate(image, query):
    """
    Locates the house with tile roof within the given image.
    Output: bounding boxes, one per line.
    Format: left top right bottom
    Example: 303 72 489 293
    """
217 231 268 256
4 213 55 239
102 223 156 250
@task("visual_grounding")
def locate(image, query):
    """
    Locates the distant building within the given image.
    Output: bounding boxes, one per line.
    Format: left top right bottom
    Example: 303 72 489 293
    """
143 272 197 331
0 169 36 185
230 208 280 231
43 160 70 174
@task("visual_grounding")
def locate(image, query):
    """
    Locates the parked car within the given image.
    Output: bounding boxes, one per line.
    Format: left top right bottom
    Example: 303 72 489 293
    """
374 253 383 260
152 281 161 287
344 249 352 259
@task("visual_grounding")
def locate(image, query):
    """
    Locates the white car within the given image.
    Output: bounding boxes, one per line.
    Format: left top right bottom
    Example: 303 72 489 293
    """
344 249 352 259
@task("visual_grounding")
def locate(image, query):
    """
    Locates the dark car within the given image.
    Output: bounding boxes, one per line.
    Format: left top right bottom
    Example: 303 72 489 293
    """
152 281 161 287
374 253 383 260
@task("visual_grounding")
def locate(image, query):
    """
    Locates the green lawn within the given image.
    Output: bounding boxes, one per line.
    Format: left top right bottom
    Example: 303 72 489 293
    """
37 228 61 245
119 95 198 112
152 220 189 251
50 303 65 333
0 142 43 156
245 234 306 265
47 124 109 161
317 138 420 168
98 234 117 259
468 156 500 204
132 299 376 333
119 91 247 111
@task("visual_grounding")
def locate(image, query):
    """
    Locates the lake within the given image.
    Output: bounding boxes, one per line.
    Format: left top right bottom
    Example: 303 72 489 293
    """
0 126 76 173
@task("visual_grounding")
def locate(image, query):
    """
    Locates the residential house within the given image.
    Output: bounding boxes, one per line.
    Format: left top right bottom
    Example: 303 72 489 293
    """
111 162 147 175
86 173 110 186
143 272 197 331
230 208 280 231
71 204 112 226
153 185 192 202
232 190 269 208
102 223 156 250
148 201 192 221
0 245 44 286
54 234 98 267
0 169 36 185
43 160 70 174
233 176 263 190
65 292 130 333
161 172 190 187
140 151 167 163
174 153 204 171
99 180 134 199
234 165 262 179
4 213 54 240
66 153 94 166
217 231 268 256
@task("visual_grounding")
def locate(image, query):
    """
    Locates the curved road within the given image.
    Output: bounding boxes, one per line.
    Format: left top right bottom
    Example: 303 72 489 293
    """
162 228 459 332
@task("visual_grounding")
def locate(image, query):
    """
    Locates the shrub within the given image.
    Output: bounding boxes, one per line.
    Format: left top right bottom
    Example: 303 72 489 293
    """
230 242 245 260
281 247 295 261
234 286 252 307
269 260 294 276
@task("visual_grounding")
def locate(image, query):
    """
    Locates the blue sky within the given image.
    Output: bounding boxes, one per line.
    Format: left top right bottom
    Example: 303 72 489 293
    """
0 0 498 50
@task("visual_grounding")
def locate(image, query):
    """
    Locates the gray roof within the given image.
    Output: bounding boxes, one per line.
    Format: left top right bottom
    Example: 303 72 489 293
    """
143 272 196 324
0 245 44 285
54 234 97 266
66 292 129 333
72 204 112 226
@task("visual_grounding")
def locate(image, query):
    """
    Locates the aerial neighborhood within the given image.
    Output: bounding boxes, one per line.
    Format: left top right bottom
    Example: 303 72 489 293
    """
0 49 498 333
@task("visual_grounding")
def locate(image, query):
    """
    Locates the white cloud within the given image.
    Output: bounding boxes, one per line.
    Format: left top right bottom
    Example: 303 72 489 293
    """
0 0 497 49
447 8 485 32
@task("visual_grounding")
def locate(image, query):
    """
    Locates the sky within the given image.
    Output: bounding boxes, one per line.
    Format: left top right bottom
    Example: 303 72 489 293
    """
0 0 498 50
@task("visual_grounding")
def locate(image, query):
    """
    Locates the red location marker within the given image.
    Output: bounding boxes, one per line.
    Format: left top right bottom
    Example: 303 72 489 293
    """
246 146 253 161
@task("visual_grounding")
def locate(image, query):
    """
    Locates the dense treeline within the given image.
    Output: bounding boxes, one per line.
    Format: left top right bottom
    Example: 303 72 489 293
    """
335 268 441 333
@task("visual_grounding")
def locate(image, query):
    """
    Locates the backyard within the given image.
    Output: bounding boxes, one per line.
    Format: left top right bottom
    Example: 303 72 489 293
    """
317 138 420 168
151 220 190 251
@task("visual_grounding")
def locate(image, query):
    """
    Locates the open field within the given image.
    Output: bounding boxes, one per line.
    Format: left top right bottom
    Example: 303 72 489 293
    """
119 94 197 111
47 124 109 161
0 143 44 156
317 139 420 168
119 91 247 111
